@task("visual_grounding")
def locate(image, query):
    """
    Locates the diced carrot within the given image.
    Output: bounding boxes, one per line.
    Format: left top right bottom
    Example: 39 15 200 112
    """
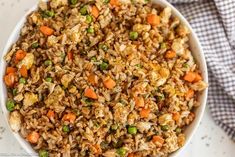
62 113 76 123
4 73 15 87
134 97 144 108
172 112 180 122
6 67 16 74
152 135 164 146
20 65 28 78
93 144 102 154
147 14 160 26
15 50 26 62
140 108 150 118
88 73 97 85
183 72 196 82
68 51 73 61
47 110 55 118
84 88 98 99
185 89 194 99
110 0 119 6
103 77 116 89
165 50 176 59
91 6 99 18
128 153 135 157
39 26 54 36
27 131 39 144
194 73 202 82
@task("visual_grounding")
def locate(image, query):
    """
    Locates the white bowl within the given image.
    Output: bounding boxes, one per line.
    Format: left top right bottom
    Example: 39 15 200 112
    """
0 0 208 156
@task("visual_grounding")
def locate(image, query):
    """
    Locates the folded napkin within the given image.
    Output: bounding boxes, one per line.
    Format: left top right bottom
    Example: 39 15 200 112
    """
168 0 235 140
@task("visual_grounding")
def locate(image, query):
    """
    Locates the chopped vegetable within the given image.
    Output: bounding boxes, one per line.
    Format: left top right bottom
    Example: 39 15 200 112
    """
134 97 144 108
87 27 94 33
44 60 52 66
15 50 26 62
70 0 78 5
165 50 176 59
47 110 55 118
172 112 180 122
147 14 160 26
6 100 15 112
140 108 150 118
152 135 164 146
62 113 76 123
127 126 137 135
103 77 116 89
99 44 108 51
175 128 182 134
88 73 97 85
27 131 39 144
183 72 196 82
116 147 126 156
42 10 55 18
80 6 87 15
19 77 26 84
185 89 194 99
161 125 169 131
91 56 97 62
4 73 15 87
91 6 99 18
127 153 135 157
20 65 28 78
40 26 54 36
6 67 16 74
94 144 102 154
110 0 119 6
62 125 70 132
86 15 93 23
45 77 52 82
67 51 73 60
129 31 138 40
12 88 17 96
31 42 39 48
111 124 118 131
84 88 98 99
99 62 109 70
39 150 49 157
104 0 110 4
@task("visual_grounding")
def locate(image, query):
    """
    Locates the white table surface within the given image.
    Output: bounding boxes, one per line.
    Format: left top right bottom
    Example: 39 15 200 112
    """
0 0 234 156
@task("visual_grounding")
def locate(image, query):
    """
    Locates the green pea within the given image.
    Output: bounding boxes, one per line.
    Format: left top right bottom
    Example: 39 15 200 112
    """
39 150 49 157
12 88 17 96
80 6 87 15
111 124 118 131
103 0 110 4
99 62 109 70
175 128 182 134
6 100 15 112
45 77 52 82
70 0 78 5
135 64 142 68
116 147 126 156
128 126 137 135
183 63 189 68
129 31 138 40
86 15 93 23
42 10 54 18
19 78 26 84
160 42 167 49
99 44 108 51
31 42 39 48
90 57 97 62
62 125 70 133
44 60 52 66
161 125 169 131
87 27 94 33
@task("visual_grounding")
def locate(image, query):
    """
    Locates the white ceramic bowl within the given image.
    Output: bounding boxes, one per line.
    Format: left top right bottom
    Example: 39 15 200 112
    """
0 0 208 156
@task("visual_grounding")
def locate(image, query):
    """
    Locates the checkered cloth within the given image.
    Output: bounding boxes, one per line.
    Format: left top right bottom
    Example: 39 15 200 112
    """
168 0 235 140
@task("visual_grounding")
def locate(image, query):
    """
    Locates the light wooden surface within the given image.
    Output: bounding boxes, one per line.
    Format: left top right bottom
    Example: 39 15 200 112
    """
0 0 234 156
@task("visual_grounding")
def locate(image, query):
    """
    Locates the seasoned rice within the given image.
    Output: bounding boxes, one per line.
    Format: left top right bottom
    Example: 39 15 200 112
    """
4 0 207 156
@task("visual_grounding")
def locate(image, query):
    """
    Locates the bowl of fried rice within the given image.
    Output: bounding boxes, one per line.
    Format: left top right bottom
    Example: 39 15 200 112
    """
0 0 208 156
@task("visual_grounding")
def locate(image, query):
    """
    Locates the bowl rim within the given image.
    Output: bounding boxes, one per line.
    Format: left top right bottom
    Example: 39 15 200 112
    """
0 0 208 156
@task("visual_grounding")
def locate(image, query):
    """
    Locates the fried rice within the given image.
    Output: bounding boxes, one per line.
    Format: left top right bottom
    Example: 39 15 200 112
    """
4 0 207 156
